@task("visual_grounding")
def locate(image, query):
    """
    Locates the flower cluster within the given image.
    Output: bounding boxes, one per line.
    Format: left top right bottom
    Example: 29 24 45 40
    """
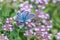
2 18 14 31
56 32 60 40
30 0 60 3
19 1 33 12
0 34 9 40
30 0 50 9
22 10 52 40
31 0 49 4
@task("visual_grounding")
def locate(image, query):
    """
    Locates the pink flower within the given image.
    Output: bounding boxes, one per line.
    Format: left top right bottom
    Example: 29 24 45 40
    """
0 34 9 40
6 18 12 24
56 32 60 40
0 0 3 2
35 10 50 19
20 1 33 12
30 0 50 9
2 24 14 31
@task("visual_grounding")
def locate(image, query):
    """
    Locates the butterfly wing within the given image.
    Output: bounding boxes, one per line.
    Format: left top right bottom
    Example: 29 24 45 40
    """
22 11 29 22
22 11 29 17
16 11 33 22
26 14 35 21
16 13 23 22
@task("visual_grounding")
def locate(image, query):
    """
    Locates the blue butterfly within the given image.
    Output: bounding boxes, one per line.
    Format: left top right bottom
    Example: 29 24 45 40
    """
16 11 35 22
16 11 34 28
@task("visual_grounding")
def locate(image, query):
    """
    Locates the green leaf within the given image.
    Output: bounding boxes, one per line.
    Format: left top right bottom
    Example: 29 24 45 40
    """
15 37 22 40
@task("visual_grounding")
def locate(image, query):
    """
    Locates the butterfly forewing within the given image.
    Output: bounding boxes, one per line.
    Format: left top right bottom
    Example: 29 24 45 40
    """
22 11 29 22
26 14 35 21
16 11 35 22
16 13 23 22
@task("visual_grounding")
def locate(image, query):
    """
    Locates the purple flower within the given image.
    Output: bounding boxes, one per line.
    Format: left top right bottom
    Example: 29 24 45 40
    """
24 24 52 40
24 10 52 40
56 32 60 40
31 0 50 4
30 0 50 9
33 25 52 40
42 20 52 25
0 34 9 40
2 24 14 31
0 0 3 2
38 5 46 9
6 18 12 24
35 0 49 4
24 30 33 37
19 1 33 12
2 18 14 31
35 10 50 19
26 22 35 28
